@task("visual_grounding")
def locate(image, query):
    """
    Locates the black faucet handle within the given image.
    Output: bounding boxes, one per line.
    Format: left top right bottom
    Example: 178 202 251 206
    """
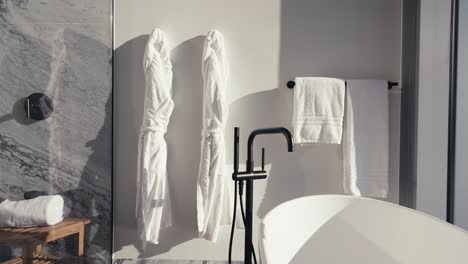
234 127 240 173
261 148 265 172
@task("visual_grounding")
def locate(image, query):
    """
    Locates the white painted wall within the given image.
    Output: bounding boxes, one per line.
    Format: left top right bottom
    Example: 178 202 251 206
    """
415 0 452 220
454 0 468 230
113 0 402 261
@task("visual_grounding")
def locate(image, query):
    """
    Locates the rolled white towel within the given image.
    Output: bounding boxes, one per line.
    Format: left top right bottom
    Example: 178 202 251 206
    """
0 195 64 227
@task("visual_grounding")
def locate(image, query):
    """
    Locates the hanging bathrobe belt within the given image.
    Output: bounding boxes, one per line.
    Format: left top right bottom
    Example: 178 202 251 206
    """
140 116 169 134
202 127 224 136
141 126 167 134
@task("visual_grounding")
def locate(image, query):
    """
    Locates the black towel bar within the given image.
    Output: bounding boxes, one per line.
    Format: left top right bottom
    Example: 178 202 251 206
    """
286 80 399 90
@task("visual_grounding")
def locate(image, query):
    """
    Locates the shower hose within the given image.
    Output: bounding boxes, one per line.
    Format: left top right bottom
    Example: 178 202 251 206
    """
228 181 258 264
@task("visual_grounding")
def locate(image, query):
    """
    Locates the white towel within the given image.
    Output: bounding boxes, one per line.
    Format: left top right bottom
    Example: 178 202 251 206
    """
197 30 232 242
0 195 64 227
343 80 389 198
292 77 345 144
136 28 174 246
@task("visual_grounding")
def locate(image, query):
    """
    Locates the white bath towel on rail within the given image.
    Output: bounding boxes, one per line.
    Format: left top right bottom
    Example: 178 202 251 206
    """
197 30 232 241
343 80 389 198
136 28 174 247
292 77 345 144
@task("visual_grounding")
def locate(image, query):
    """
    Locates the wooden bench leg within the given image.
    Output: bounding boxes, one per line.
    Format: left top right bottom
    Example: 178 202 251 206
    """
76 225 85 256
21 243 42 264
22 244 34 264
34 243 42 255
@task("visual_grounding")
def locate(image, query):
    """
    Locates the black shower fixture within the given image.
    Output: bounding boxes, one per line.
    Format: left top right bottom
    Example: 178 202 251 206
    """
229 127 294 264
24 93 54 120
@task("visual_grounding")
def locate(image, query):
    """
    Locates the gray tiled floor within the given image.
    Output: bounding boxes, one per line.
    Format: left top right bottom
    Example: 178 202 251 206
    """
113 260 242 264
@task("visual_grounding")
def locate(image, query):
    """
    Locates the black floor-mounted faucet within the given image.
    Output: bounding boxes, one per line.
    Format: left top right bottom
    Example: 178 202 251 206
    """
230 127 294 264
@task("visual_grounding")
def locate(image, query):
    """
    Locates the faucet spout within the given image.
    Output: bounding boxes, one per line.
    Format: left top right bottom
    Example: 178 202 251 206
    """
246 127 294 172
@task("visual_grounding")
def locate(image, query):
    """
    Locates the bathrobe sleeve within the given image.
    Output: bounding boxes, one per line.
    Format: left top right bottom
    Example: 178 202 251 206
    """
136 28 174 247
197 30 232 241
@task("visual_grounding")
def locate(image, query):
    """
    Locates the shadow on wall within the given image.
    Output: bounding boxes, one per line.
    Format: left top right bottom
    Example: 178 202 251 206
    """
226 88 343 220
113 34 147 239
113 34 148 254
166 35 205 227
113 35 205 256
278 0 400 82
0 98 39 125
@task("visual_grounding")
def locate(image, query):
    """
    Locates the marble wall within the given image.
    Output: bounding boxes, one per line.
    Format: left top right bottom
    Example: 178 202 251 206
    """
0 0 112 263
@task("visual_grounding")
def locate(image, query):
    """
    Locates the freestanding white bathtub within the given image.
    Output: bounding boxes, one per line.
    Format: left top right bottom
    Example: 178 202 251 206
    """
259 195 468 264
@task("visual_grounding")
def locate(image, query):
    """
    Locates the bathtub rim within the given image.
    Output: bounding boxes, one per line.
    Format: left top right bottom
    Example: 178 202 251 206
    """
261 194 468 236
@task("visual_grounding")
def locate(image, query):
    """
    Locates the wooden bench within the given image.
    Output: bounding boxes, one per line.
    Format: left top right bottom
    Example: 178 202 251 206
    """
0 218 91 264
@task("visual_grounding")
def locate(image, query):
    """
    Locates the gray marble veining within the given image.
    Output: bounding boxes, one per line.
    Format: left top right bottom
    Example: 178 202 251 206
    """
0 0 111 263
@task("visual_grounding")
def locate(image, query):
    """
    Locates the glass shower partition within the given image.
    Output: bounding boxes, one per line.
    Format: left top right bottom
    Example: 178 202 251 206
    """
0 0 113 263
453 0 468 229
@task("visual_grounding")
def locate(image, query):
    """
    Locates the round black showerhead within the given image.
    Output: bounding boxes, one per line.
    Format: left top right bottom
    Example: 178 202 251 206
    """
24 93 54 120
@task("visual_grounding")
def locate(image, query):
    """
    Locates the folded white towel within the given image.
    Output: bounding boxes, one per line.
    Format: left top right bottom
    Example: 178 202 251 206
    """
292 77 345 144
343 80 389 198
0 195 64 227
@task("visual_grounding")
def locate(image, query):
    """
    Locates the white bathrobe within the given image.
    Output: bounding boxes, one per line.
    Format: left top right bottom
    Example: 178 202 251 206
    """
197 30 232 241
136 29 174 247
